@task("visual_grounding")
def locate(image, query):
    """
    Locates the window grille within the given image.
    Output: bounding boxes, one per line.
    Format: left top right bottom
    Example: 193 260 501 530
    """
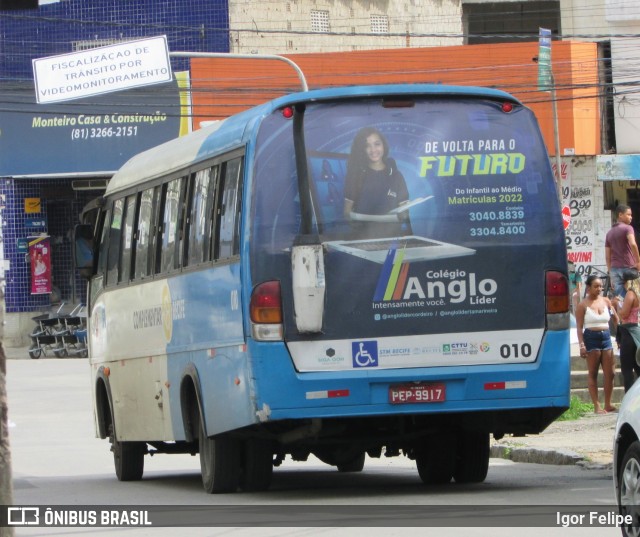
370 14 389 34
73 39 117 51
311 10 330 33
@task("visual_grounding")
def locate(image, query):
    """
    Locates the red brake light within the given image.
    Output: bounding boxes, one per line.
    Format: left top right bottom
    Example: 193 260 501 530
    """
546 271 569 314
502 102 514 113
250 281 283 323
282 106 294 119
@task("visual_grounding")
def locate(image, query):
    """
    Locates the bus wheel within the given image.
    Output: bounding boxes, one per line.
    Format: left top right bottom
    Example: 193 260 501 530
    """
199 420 240 493
240 439 273 492
453 431 489 484
109 425 145 481
416 439 455 485
337 452 365 473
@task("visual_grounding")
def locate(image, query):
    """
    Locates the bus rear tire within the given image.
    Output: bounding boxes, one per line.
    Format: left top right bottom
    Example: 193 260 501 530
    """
453 431 489 484
337 452 365 473
416 440 455 485
240 439 273 492
199 421 241 493
110 425 145 481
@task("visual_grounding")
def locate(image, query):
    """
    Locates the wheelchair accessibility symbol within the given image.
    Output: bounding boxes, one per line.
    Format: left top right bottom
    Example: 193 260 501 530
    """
352 340 378 368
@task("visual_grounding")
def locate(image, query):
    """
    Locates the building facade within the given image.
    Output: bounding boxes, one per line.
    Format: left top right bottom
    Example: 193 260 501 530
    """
4 0 636 344
0 0 229 344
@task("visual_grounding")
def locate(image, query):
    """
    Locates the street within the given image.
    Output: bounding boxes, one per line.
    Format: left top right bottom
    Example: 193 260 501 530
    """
6 357 620 536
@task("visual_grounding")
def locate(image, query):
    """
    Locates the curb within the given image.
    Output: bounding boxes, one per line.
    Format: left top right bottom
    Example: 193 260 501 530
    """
491 445 590 466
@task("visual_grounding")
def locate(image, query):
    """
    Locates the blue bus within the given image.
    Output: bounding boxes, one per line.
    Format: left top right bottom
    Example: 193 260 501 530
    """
77 83 570 493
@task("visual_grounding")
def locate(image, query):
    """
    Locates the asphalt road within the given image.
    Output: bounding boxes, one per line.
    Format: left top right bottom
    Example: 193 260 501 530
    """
5 355 621 536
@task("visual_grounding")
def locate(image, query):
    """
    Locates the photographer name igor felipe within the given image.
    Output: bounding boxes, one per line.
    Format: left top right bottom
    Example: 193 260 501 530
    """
6 507 152 527
557 510 632 528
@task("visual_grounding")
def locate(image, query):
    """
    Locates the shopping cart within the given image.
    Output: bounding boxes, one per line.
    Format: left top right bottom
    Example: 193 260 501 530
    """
28 303 88 359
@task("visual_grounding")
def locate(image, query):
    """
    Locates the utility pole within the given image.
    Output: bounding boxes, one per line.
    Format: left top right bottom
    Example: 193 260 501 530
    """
537 28 563 206
0 282 14 537
551 73 563 204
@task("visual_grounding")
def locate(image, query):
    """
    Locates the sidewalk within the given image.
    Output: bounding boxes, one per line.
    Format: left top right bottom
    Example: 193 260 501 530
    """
2 343 618 469
493 342 616 468
490 410 616 468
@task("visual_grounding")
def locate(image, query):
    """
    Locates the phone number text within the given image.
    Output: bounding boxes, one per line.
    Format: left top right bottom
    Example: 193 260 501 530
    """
470 225 526 236
71 126 139 140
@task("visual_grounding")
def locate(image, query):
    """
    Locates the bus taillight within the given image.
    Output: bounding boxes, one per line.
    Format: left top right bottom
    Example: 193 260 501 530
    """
502 102 514 113
545 270 569 314
250 281 284 341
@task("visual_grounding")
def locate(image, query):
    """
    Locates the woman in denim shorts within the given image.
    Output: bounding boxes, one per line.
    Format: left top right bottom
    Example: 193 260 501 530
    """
575 275 619 414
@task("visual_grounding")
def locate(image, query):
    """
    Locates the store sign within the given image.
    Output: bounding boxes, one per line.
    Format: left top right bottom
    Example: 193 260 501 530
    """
597 154 640 181
538 28 552 92
25 217 46 228
0 73 188 176
16 238 28 254
32 36 172 104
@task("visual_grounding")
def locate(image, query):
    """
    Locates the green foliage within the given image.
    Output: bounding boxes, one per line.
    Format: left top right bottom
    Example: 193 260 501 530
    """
557 396 594 421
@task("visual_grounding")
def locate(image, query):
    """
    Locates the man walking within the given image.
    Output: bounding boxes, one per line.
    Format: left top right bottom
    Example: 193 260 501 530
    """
606 204 640 297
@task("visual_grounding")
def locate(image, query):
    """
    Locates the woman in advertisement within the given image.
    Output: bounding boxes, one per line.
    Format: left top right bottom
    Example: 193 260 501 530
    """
343 127 412 238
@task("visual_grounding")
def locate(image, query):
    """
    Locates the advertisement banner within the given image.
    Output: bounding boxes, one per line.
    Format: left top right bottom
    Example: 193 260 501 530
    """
249 96 567 370
29 236 52 295
0 73 189 177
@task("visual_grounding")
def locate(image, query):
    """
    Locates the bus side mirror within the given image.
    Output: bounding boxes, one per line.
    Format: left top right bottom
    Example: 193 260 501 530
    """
74 224 94 279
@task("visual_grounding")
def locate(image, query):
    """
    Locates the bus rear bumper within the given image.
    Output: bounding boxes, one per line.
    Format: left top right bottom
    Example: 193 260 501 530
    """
250 330 570 435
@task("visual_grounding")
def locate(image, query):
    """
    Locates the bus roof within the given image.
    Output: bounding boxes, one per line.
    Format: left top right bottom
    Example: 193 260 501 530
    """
106 83 520 196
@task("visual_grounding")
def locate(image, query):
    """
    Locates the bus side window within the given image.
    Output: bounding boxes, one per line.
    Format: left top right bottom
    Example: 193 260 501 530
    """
119 194 138 284
208 165 221 261
134 188 155 279
176 173 191 269
187 167 214 266
217 157 243 259
160 177 183 273
96 207 112 279
106 199 124 286
182 172 194 266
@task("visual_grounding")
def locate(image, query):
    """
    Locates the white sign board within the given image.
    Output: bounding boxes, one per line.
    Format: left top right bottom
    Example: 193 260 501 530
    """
32 36 173 104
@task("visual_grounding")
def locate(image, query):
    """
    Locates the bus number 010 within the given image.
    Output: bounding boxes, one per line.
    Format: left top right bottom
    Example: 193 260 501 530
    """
500 343 532 359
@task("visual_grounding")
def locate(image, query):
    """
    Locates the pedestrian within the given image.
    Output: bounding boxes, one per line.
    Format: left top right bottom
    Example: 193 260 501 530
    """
606 204 640 298
575 275 619 414
343 126 411 238
613 269 640 392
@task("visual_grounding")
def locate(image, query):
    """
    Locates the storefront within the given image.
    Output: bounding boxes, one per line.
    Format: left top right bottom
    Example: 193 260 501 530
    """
0 77 189 345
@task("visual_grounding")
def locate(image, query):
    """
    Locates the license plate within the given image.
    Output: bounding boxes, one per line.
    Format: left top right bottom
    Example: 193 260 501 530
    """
389 383 446 404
